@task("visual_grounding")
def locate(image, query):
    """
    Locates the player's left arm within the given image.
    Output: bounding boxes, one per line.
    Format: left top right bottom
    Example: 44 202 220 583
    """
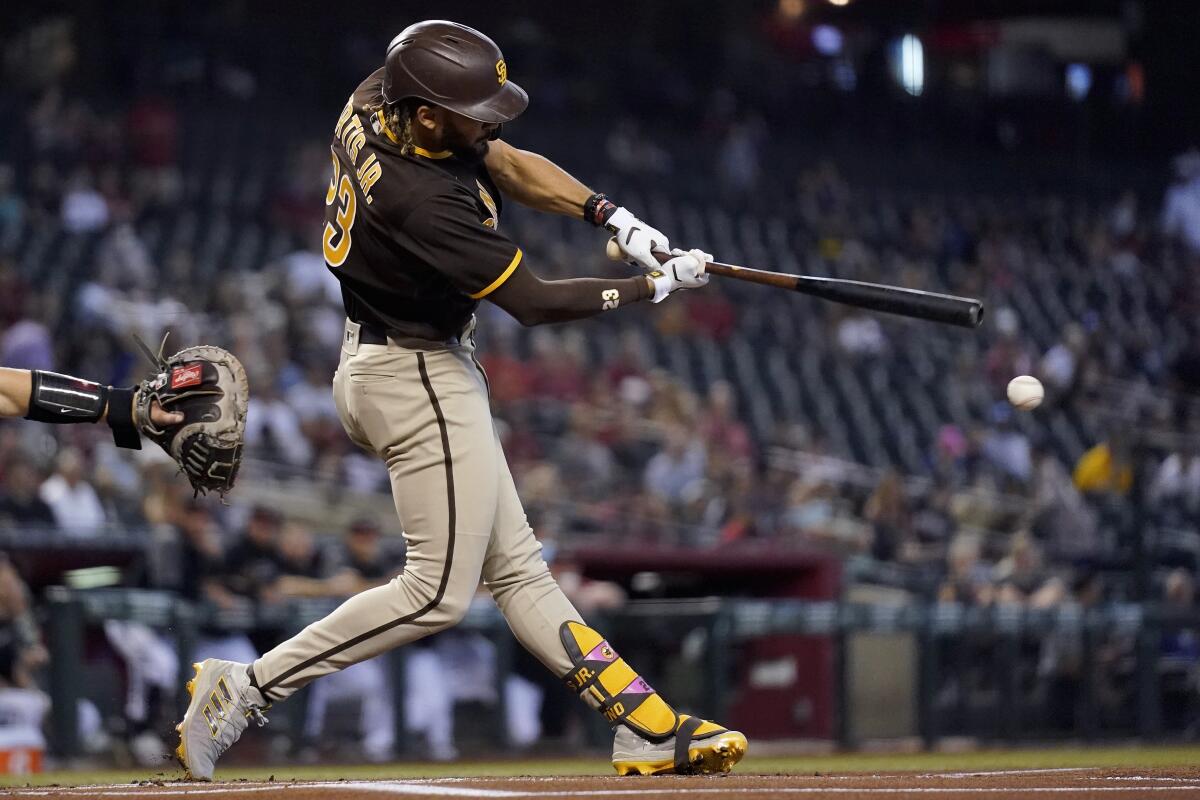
1 367 182 442
485 139 669 270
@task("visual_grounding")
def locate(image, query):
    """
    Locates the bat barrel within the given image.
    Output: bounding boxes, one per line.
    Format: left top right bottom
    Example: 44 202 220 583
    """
822 279 984 329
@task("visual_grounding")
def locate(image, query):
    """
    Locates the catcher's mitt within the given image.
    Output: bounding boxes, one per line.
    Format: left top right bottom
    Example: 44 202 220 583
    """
134 335 249 498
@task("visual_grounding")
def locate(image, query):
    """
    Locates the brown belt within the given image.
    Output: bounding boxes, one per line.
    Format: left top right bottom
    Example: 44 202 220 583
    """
358 322 459 350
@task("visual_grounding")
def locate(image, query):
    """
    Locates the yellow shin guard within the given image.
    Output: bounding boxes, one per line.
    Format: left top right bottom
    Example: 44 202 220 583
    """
559 621 728 744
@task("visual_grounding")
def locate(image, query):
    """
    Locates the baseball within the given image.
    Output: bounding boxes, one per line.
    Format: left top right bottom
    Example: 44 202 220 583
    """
1007 375 1044 410
606 237 623 261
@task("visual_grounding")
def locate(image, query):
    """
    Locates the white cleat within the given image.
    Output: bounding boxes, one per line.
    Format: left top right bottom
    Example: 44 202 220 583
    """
174 659 268 781
612 716 748 776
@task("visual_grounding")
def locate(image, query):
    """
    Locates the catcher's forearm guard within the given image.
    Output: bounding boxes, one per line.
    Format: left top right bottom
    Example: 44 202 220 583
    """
25 371 141 449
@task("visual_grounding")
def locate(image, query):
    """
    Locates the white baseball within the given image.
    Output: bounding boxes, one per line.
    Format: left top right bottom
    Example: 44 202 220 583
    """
1006 375 1044 410
606 237 623 261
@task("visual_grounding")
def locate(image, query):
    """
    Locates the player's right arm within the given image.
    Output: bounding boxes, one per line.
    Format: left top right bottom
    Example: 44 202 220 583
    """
488 249 709 325
404 192 709 326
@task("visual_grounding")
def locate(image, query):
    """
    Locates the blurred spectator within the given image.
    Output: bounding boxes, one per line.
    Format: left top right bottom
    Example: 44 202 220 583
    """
286 359 338 426
0 626 49 764
938 533 994 606
699 381 754 463
1030 443 1100 561
993 530 1046 604
279 231 340 307
0 165 22 252
1073 433 1134 497
1159 569 1200 731
1037 571 1108 732
300 519 399 763
245 382 314 468
836 311 886 357
0 314 53 372
0 461 54 527
334 517 402 587
38 447 106 536
1040 324 1088 395
984 307 1035 392
980 405 1032 487
221 506 285 603
60 168 108 233
643 425 706 504
0 557 51 764
1162 149 1200 255
478 330 534 408
101 619 177 765
177 501 259 667
528 329 585 404
864 470 913 562
554 404 617 500
273 521 332 598
1149 441 1200 514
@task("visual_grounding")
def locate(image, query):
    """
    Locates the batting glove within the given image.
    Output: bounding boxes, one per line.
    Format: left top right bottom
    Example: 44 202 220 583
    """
604 207 670 271
646 248 711 303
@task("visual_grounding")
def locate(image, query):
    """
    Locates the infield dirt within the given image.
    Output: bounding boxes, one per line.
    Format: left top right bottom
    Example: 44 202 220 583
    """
6 768 1200 799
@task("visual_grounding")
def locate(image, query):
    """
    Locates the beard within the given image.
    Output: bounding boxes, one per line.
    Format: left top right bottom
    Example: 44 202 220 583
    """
441 122 496 163
445 130 490 164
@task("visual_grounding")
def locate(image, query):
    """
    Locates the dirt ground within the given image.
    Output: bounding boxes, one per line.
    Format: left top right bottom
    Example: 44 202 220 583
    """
5 768 1200 799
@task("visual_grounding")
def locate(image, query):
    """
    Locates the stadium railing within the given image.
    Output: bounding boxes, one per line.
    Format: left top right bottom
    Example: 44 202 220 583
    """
42 588 1200 758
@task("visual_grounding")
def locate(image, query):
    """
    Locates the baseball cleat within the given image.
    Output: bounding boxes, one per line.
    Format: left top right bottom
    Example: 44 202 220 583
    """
174 659 268 781
612 715 748 776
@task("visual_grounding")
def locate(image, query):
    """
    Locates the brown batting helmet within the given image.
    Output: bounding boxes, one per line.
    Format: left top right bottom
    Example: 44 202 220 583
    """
382 20 528 124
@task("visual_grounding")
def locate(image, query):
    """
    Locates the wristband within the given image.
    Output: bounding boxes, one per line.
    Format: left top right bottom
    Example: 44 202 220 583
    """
645 269 673 304
106 387 142 450
583 193 618 227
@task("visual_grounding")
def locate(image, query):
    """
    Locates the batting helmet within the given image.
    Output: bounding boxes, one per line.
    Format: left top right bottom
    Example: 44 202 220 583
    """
382 20 528 124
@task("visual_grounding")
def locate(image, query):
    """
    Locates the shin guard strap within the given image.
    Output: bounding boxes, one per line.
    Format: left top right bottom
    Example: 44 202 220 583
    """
674 716 704 773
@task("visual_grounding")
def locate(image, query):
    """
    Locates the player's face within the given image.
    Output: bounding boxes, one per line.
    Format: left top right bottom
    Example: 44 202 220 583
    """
437 109 500 163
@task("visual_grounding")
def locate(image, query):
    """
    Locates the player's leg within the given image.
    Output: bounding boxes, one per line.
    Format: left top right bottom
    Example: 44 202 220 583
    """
252 344 500 696
176 338 500 778
481 440 747 774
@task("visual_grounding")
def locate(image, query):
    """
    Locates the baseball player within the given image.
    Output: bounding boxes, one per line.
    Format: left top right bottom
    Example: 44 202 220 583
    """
176 20 746 779
0 367 182 436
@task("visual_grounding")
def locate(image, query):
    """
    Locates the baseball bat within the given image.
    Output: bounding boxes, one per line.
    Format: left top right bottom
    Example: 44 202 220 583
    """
606 239 984 329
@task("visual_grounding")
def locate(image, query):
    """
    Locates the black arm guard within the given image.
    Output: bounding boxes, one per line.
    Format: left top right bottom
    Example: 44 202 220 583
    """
25 371 108 423
25 370 141 449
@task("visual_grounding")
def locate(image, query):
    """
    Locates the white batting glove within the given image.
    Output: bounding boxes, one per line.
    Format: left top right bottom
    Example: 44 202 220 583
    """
605 207 670 271
646 248 711 303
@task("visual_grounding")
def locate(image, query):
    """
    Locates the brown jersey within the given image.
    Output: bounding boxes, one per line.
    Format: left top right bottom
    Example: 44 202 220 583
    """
324 69 522 341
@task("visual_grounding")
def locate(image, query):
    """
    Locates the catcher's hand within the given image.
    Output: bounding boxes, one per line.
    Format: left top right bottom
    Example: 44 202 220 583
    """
134 335 249 498
147 399 184 427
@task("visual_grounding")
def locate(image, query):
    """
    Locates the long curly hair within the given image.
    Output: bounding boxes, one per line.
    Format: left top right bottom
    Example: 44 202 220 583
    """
375 98 424 156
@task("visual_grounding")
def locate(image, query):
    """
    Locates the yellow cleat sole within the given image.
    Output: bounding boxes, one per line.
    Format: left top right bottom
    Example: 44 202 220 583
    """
174 662 205 777
614 730 748 776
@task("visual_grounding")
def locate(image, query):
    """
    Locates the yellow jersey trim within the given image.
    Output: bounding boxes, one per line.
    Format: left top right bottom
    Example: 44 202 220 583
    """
412 145 453 160
375 111 399 144
470 249 523 299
